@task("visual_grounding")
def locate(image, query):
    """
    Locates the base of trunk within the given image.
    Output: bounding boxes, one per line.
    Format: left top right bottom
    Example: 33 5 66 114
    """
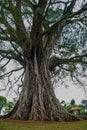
0 99 84 122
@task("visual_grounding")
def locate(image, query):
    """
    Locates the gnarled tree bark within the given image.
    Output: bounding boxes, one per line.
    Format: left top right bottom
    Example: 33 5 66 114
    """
0 46 82 121
0 0 86 121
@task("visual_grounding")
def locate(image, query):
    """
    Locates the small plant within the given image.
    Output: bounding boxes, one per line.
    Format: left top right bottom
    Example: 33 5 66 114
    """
0 96 14 115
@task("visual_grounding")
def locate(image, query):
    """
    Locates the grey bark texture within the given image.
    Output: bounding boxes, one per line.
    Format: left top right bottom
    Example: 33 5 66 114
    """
0 48 82 121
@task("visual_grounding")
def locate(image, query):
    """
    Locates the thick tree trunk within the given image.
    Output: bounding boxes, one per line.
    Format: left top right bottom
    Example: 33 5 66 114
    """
0 48 82 121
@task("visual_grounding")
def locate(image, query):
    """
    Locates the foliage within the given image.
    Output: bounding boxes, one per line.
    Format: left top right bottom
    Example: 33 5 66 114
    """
61 99 77 111
79 100 87 115
0 96 14 114
0 96 7 111
70 99 75 105
81 100 87 109
80 109 87 115
61 99 87 115
6 101 14 109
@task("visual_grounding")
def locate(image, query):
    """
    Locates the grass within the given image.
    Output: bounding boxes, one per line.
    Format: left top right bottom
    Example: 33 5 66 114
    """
0 120 87 130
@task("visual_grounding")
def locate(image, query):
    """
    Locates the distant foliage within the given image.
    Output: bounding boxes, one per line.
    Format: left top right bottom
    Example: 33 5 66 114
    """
0 96 14 114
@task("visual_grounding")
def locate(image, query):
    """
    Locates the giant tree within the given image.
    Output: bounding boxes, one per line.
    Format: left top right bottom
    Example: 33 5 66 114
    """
0 0 87 121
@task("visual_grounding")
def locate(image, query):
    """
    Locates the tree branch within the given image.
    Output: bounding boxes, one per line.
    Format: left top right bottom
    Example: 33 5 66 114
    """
24 0 34 9
0 67 23 78
0 49 26 67
42 1 87 56
49 54 87 71
63 0 76 15
0 59 10 69
0 9 17 42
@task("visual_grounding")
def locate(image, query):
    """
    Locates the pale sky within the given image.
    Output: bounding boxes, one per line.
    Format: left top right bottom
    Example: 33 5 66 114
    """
55 85 86 104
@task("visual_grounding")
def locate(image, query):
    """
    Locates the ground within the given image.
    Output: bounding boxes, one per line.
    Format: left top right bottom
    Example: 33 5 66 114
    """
0 119 87 130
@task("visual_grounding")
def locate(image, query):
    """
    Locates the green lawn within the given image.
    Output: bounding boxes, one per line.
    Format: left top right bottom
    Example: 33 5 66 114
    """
0 120 87 130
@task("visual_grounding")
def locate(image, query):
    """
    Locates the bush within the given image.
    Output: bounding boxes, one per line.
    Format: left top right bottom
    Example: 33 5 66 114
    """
80 109 87 115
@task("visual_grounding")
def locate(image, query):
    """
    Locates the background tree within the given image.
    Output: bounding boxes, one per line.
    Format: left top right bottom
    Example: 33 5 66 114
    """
71 99 75 106
0 0 87 121
61 99 77 112
81 100 87 110
79 99 87 115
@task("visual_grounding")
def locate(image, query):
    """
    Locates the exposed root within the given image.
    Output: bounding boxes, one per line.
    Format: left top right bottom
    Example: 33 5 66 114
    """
0 104 84 122
0 96 85 122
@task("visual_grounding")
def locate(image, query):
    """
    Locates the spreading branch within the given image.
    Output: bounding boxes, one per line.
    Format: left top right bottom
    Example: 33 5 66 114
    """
0 67 23 78
49 54 87 71
0 49 26 67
